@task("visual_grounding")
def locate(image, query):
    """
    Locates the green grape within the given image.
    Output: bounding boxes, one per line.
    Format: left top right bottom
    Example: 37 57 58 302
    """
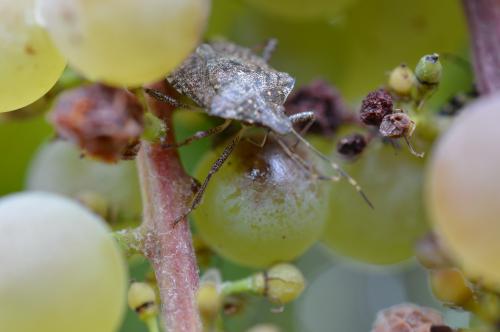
243 0 355 21
0 0 65 112
37 0 210 87
321 140 429 265
27 141 142 226
0 192 127 332
192 135 329 268
426 94 500 287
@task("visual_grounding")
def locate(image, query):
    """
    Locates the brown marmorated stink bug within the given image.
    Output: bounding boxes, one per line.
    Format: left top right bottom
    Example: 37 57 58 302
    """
146 40 372 223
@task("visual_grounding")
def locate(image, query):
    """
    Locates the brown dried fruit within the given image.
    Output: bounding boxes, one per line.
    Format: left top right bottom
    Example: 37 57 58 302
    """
360 89 393 126
51 84 143 162
285 80 348 136
430 326 454 332
337 133 367 157
372 303 444 332
379 112 415 138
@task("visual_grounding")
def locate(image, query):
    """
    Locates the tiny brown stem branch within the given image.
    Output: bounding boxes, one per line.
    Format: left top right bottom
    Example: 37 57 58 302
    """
462 0 500 95
137 82 202 332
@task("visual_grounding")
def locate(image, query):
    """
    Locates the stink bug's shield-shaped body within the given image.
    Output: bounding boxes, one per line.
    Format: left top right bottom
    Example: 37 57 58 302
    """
167 41 295 134
149 40 372 225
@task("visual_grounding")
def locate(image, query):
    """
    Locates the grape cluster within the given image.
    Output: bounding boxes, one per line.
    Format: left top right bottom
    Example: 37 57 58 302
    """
0 0 491 330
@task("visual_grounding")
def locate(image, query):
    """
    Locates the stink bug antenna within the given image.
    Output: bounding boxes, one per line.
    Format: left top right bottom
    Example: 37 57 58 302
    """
291 129 374 209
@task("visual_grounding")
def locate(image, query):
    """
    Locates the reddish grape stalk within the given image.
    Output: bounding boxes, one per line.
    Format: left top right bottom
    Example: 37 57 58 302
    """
462 0 500 95
137 82 203 332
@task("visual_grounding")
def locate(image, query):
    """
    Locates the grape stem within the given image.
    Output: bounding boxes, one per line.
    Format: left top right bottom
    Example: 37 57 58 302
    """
462 0 500 95
145 317 161 332
136 81 202 332
220 277 258 297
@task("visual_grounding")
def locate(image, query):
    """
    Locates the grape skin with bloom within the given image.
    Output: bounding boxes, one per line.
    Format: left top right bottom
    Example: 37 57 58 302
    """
0 0 65 112
37 0 210 87
193 135 329 268
0 192 128 332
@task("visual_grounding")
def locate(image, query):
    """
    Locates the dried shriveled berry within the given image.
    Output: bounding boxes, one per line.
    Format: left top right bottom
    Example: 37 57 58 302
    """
371 303 444 332
360 89 393 126
379 112 415 138
285 80 348 136
337 133 367 158
51 84 143 163
430 326 454 332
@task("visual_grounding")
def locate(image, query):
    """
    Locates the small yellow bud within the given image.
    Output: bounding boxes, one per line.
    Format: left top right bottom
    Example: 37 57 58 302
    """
127 282 158 320
197 282 222 319
388 64 415 97
254 263 305 305
430 268 473 307
193 234 213 268
246 323 282 332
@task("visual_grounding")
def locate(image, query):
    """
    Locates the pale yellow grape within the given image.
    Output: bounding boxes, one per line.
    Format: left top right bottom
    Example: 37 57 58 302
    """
0 192 127 332
244 0 355 20
0 0 65 112
193 136 329 268
427 94 500 287
37 0 210 87
26 141 142 222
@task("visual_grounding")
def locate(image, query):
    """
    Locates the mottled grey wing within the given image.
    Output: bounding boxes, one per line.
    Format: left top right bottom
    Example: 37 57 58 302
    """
208 41 295 103
210 80 292 134
205 56 264 93
209 41 270 69
261 71 295 106
167 44 217 108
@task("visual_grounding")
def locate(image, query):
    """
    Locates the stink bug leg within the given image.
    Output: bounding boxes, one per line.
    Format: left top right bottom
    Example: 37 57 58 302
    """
173 128 247 225
163 119 232 149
